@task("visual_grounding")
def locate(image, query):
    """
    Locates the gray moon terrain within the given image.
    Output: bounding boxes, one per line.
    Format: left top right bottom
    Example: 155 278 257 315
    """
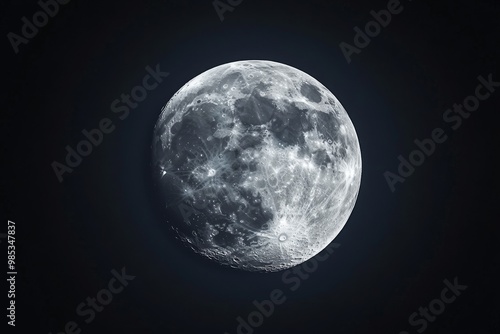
152 60 361 272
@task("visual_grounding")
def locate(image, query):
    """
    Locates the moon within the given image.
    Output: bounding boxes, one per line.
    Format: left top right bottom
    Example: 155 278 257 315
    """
152 60 361 272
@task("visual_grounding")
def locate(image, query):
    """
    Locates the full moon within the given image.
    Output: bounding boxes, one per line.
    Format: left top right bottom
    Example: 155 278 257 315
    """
152 60 361 272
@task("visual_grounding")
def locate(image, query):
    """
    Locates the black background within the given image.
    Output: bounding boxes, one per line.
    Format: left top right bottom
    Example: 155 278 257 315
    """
1 0 499 333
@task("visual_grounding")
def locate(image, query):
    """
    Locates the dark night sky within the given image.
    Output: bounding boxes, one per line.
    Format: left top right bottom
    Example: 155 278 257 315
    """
1 0 499 333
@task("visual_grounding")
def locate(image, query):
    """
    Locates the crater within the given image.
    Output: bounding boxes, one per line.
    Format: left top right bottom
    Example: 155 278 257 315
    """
300 82 322 103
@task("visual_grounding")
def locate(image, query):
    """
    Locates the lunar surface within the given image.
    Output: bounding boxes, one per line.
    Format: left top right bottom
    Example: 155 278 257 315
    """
152 60 361 272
